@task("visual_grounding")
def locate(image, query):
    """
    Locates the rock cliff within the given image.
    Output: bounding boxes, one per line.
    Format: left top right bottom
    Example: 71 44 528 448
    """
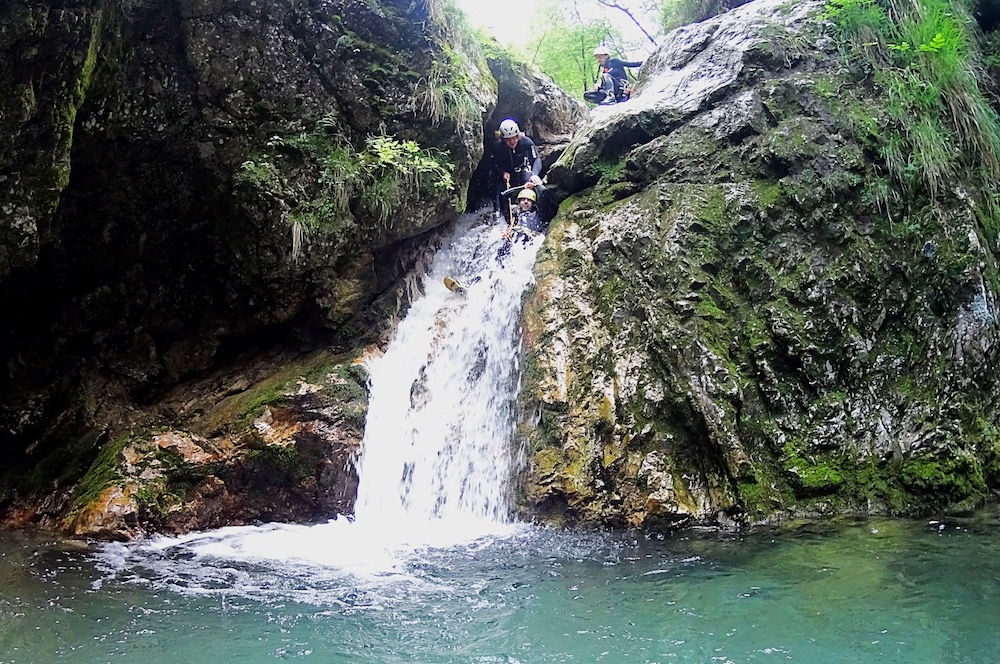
521 0 1000 529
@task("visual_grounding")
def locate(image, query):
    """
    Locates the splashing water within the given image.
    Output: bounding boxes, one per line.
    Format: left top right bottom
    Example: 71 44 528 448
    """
355 214 539 532
97 212 542 586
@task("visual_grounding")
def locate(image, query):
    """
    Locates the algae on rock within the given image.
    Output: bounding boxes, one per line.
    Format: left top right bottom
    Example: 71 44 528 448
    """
520 0 1000 530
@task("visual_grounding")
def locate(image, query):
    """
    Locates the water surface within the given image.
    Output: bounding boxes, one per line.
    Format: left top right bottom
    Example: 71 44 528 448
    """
1 509 998 663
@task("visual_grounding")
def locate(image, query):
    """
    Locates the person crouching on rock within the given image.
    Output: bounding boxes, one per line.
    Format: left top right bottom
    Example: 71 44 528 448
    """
584 45 642 105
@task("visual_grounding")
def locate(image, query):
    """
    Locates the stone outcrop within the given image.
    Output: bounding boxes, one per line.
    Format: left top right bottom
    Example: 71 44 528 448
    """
520 0 1000 529
485 54 586 167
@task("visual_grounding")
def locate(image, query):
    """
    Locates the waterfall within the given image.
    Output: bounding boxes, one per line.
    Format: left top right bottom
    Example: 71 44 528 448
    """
354 213 541 535
96 212 540 580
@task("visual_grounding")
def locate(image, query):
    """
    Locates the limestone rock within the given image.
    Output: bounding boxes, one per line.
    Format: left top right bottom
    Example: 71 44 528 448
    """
521 0 1000 530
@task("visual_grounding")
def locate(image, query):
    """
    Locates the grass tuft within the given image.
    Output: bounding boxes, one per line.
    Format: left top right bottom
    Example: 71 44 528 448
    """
824 0 1000 234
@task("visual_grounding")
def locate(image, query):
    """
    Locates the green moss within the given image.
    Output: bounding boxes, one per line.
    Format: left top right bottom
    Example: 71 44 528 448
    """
66 433 131 517
798 462 845 492
40 11 103 210
596 394 615 430
694 295 728 322
195 351 368 436
850 461 907 512
244 443 312 482
736 468 789 516
203 359 320 431
231 380 295 428
753 179 782 210
325 362 370 428
760 116 827 164
774 439 987 514
134 471 200 519
783 444 846 495
737 478 768 510
592 156 628 184
984 449 1000 490
900 453 986 506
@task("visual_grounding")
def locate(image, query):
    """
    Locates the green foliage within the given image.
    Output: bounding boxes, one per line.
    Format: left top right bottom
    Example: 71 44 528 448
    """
234 158 280 190
416 39 484 131
360 133 455 224
820 0 888 47
236 121 456 258
824 0 1000 232
522 0 625 98
421 0 490 126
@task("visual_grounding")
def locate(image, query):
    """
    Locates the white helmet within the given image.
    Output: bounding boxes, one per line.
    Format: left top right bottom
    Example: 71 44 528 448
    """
593 45 611 57
498 118 520 138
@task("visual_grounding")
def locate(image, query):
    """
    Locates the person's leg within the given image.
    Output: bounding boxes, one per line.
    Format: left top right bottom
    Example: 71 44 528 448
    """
599 73 616 103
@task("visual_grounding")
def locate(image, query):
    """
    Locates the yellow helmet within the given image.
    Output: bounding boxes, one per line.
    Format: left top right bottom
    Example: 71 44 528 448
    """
517 189 536 202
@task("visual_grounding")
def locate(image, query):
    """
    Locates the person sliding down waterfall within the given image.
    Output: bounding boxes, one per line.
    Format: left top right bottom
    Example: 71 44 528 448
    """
496 188 545 264
444 189 548 294
445 120 553 295
487 118 553 222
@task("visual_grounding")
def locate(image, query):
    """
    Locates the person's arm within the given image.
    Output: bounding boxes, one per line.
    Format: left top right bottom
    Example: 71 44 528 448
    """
525 138 542 177
607 58 642 73
611 58 642 69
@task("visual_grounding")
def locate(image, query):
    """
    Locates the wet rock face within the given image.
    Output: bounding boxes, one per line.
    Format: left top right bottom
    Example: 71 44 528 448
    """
521 0 1000 530
41 349 369 540
0 0 484 485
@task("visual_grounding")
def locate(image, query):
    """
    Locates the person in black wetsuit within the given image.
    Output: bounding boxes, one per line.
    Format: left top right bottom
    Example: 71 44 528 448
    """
488 118 547 222
512 188 545 234
585 45 642 104
496 188 546 263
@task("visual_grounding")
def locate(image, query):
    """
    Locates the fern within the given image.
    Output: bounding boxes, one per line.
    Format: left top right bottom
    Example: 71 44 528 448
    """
237 119 457 261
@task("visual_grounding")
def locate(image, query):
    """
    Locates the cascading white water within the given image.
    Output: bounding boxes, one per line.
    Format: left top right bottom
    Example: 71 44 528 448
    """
354 213 541 534
97 212 543 580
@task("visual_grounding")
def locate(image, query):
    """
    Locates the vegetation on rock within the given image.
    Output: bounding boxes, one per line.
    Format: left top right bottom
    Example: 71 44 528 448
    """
520 0 1000 531
51 350 371 539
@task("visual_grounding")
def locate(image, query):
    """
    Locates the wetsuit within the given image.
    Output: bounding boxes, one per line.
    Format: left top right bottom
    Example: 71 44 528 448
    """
598 58 642 102
489 135 544 219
